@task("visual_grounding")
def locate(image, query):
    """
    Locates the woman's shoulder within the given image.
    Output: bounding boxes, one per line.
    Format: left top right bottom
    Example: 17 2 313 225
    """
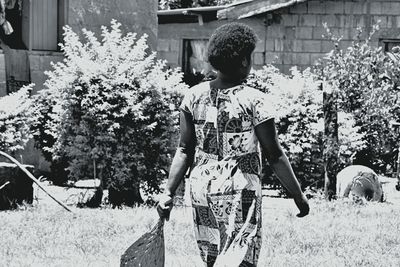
234 85 266 99
190 81 210 92
184 81 210 98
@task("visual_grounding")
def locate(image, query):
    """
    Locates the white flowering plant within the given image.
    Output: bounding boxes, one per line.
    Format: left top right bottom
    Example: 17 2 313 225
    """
0 85 33 153
247 65 364 192
31 20 187 205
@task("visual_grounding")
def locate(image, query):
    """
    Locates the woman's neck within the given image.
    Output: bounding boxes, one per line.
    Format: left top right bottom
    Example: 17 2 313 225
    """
210 72 244 89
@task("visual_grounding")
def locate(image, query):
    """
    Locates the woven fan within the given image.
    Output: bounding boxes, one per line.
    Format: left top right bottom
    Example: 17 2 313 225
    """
120 219 165 267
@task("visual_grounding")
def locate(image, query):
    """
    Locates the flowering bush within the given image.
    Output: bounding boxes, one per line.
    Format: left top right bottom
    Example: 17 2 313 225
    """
31 20 187 205
0 85 33 154
247 65 364 192
315 23 400 174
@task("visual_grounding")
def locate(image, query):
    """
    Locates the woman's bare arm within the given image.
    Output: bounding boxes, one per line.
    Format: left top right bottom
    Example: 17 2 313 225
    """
255 118 309 217
164 110 196 196
158 110 196 220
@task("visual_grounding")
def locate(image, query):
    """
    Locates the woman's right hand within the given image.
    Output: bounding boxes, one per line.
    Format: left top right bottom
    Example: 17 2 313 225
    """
157 194 174 221
294 193 309 218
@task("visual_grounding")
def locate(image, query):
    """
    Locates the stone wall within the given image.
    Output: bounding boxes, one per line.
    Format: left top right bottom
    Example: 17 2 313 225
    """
158 0 400 74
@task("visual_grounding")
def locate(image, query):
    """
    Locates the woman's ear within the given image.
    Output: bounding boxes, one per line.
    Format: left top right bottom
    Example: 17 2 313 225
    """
241 57 249 67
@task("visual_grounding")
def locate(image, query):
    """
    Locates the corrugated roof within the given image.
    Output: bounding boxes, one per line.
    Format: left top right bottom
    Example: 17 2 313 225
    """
218 0 309 19
157 0 253 16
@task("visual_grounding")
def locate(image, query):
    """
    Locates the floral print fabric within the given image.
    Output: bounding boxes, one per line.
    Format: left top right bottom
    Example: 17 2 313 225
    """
180 81 274 267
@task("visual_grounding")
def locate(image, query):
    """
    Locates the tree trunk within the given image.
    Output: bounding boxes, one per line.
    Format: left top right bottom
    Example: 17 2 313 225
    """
323 83 339 200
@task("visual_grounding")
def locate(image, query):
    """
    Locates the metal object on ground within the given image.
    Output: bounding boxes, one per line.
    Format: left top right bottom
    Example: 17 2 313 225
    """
0 151 73 212
337 165 384 202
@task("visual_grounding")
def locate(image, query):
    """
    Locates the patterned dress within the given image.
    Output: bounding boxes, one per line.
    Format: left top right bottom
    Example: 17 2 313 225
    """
180 81 274 267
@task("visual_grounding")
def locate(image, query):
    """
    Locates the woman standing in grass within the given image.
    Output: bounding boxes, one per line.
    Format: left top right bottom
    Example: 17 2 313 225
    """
157 22 309 267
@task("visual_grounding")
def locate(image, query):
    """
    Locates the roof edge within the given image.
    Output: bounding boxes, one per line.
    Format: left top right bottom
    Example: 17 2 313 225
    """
157 0 253 16
218 0 308 20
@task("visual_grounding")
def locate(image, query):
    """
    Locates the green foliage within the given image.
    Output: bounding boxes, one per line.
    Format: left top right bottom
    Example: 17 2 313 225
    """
0 85 33 154
247 66 323 190
315 23 400 174
247 66 364 192
31 20 187 201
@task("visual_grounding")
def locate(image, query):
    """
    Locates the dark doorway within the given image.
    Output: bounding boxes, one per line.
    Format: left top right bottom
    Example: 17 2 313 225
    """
0 1 25 49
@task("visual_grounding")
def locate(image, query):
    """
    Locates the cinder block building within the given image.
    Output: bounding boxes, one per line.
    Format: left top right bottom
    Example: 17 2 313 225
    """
0 0 157 97
158 0 400 75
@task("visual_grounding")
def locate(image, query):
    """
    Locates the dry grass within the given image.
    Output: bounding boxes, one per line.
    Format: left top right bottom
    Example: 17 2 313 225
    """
1 181 400 267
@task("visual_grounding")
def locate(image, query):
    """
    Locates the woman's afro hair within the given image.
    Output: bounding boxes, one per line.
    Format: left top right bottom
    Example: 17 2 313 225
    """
207 22 258 74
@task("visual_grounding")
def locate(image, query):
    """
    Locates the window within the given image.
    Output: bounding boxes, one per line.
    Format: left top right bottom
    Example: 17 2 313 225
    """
0 0 24 49
22 0 61 51
182 39 214 86
0 0 65 51
381 39 400 53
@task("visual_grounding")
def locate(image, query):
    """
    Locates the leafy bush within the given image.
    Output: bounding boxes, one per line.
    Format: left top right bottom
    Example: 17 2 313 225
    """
0 85 33 154
247 66 364 192
315 24 400 174
31 20 187 205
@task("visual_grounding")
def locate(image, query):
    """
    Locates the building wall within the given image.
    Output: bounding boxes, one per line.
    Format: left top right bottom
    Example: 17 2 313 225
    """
28 51 64 94
158 0 400 74
268 0 400 73
1 0 159 95
67 0 158 51
158 17 267 70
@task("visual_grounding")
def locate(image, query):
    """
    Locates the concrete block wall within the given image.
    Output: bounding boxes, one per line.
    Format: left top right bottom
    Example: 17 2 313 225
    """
266 0 400 73
28 51 64 94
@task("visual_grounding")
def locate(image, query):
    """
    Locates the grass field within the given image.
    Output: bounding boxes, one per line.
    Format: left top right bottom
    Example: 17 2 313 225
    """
1 181 400 267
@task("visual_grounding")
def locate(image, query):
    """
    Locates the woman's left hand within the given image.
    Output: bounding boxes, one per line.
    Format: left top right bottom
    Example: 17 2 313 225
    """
157 194 174 221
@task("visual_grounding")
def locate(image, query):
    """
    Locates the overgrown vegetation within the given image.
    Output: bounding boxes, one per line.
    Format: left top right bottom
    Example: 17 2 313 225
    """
30 20 187 205
247 66 364 192
244 24 400 193
315 24 400 175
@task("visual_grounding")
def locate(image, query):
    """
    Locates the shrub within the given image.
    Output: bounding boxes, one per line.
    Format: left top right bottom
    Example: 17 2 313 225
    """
31 20 187 205
247 66 323 191
314 23 400 174
247 66 364 193
0 85 33 154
